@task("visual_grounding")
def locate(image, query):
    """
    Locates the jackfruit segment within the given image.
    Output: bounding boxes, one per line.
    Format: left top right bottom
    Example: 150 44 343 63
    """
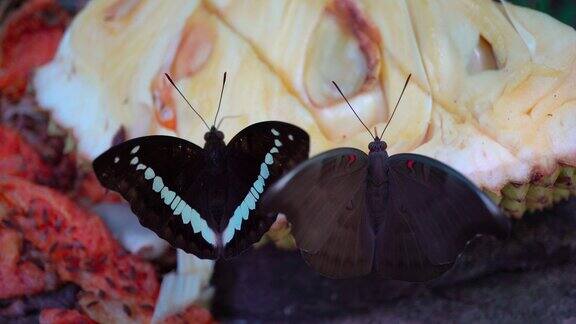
209 0 576 194
34 0 576 224
209 0 431 152
161 6 332 155
467 36 499 74
208 0 386 132
412 107 530 192
34 0 204 156
305 8 368 107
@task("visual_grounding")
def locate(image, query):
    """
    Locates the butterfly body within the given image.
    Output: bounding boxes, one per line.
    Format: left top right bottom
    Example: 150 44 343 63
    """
197 127 229 233
366 145 389 233
203 127 226 167
93 122 310 260
261 137 511 281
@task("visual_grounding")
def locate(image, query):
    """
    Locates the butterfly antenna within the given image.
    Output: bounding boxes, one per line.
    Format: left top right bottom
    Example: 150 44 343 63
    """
380 74 411 139
213 71 227 128
164 73 210 131
332 81 375 141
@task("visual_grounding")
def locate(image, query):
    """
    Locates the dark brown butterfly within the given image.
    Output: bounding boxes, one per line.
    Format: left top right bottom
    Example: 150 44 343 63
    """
261 75 511 281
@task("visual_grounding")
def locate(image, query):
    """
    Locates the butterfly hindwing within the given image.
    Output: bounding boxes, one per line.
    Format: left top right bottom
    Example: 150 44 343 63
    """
222 121 310 258
374 201 453 282
261 148 370 258
375 153 510 276
92 136 219 259
301 186 375 279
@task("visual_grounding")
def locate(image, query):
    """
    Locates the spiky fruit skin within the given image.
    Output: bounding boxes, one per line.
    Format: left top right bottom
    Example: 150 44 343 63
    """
486 166 576 219
526 169 561 212
500 183 529 218
487 167 576 220
555 167 576 202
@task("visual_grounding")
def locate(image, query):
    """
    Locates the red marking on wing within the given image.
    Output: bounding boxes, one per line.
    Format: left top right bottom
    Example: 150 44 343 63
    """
346 154 357 166
406 159 415 170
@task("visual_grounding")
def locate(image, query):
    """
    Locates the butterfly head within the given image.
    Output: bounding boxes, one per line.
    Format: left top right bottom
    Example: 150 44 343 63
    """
204 126 225 142
332 74 411 155
368 137 387 153
204 126 226 166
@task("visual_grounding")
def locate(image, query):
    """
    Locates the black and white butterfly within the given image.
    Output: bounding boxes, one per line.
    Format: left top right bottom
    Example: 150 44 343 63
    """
261 75 511 281
93 73 309 259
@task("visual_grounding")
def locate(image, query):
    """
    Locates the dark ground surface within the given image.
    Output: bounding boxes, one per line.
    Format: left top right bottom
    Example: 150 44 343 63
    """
211 198 576 323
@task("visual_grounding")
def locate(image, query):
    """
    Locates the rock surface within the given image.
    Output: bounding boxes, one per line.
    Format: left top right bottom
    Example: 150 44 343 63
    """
212 198 576 322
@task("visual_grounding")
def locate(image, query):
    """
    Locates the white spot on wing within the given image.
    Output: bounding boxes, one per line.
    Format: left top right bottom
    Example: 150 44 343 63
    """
114 157 119 163
152 176 164 192
180 203 216 245
254 175 265 193
144 168 155 180
233 218 242 230
131 146 140 154
181 203 193 224
222 227 234 245
200 227 216 245
274 139 282 147
270 147 279 154
188 207 204 233
288 134 294 141
130 157 139 165
161 187 176 205
250 187 259 199
265 153 273 165
240 201 249 220
271 129 280 136
260 163 269 179
182 204 200 225
170 196 181 210
245 194 256 210
173 199 186 216
136 164 146 171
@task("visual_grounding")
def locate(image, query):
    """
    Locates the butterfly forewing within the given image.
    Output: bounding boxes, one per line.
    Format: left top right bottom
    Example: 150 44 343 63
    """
261 148 370 255
381 153 510 268
92 136 219 259
222 121 310 258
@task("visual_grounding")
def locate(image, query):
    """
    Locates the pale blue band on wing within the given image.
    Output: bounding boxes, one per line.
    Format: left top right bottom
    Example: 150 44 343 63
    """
124 145 217 246
222 128 283 245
